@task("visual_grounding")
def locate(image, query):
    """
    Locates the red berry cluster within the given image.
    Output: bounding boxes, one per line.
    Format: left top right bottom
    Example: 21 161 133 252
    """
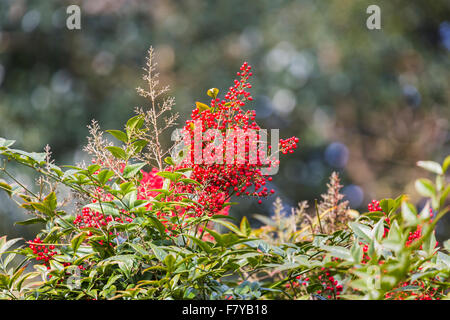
28 237 57 268
173 62 298 216
406 225 422 246
367 199 391 238
75 63 297 237
73 168 135 238
385 280 443 300
280 137 299 154
73 207 114 234
138 168 165 200
315 266 344 299
367 199 436 248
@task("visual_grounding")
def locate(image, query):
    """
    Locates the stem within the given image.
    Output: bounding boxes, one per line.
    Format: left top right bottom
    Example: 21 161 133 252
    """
315 199 324 234
0 168 39 199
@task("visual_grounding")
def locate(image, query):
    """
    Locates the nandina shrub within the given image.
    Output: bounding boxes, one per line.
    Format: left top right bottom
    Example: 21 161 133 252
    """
0 48 448 300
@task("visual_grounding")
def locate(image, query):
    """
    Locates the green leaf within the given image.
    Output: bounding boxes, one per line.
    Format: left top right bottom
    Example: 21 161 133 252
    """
148 243 167 262
349 222 372 242
422 230 437 255
126 115 144 132
163 254 176 271
351 242 363 263
186 235 212 253
15 218 46 226
401 201 418 226
119 182 136 195
0 137 16 149
179 178 202 186
129 243 149 256
442 155 450 173
440 185 450 209
130 140 148 154
207 88 219 99
97 170 115 185
213 219 243 236
164 157 175 166
205 228 223 246
87 164 101 175
321 245 353 261
415 179 436 198
30 202 55 217
195 101 211 112
71 232 88 253
104 275 122 291
144 216 167 236
0 237 22 254
372 218 385 241
0 180 13 197
84 202 120 217
43 192 57 211
240 216 252 237
106 130 128 143
122 162 146 179
156 171 183 182
106 146 127 160
417 161 443 175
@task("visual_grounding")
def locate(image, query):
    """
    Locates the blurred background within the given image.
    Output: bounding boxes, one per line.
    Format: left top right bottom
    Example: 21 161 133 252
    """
0 0 449 241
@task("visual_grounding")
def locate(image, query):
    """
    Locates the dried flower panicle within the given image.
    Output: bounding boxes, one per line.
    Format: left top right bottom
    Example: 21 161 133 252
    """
316 172 350 234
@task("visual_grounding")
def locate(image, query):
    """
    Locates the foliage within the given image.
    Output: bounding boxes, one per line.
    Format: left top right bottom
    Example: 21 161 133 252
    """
0 51 449 300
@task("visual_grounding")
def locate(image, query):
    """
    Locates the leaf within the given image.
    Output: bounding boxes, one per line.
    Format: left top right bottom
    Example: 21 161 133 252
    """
179 178 202 186
15 218 46 226
43 192 57 211
422 230 437 255
401 201 418 226
0 237 22 254
350 242 363 263
144 216 167 236
417 161 443 175
440 185 450 209
0 180 12 197
156 171 183 182
195 101 211 112
97 170 115 185
349 222 372 242
164 157 175 166
130 140 148 154
106 130 128 143
163 254 176 271
240 216 252 237
207 88 219 99
372 218 385 241
321 245 353 261
87 164 101 175
104 275 122 291
0 137 16 149
122 162 146 179
148 243 167 262
129 243 149 256
119 182 136 195
126 115 144 132
205 228 223 246
442 155 450 173
415 179 436 198
186 235 212 253
213 219 243 236
106 146 127 160
84 202 120 217
71 232 88 253
30 202 54 217
419 202 432 220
